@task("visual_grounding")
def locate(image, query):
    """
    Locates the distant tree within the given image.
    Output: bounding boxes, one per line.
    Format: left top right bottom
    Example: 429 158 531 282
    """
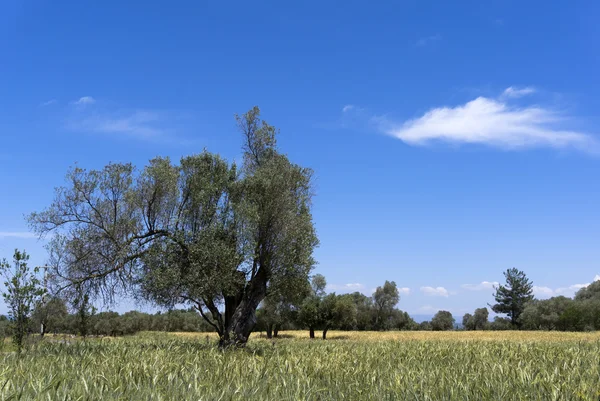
0 250 45 353
74 292 95 337
472 308 489 330
390 310 417 331
372 281 400 330
431 310 455 331
491 268 534 328
297 275 328 338
31 296 69 335
345 292 374 330
519 296 572 330
319 293 357 339
574 280 600 301
489 316 512 330
462 313 475 330
418 321 432 331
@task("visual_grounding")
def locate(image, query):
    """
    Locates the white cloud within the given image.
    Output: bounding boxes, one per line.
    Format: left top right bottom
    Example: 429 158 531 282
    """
398 287 411 296
462 281 499 291
415 34 442 47
420 286 449 297
342 105 355 113
327 283 365 292
73 96 96 105
386 91 595 151
502 86 536 98
68 110 166 140
533 276 600 298
0 232 37 239
533 286 555 298
555 284 589 296
41 99 57 107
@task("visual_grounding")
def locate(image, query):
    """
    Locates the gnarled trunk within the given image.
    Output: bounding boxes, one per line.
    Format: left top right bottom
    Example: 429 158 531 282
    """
273 327 279 338
218 267 268 347
322 328 328 340
266 324 273 339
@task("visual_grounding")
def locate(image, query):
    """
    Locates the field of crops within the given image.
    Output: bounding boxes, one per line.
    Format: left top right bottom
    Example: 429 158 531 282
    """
2 330 600 400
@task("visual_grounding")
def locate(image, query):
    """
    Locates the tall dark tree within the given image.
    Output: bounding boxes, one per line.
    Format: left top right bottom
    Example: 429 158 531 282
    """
491 268 534 328
29 107 318 346
472 307 489 330
462 313 474 330
372 281 400 330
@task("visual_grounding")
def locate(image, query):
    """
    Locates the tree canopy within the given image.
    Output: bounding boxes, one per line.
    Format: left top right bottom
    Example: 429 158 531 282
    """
491 268 534 328
29 107 318 346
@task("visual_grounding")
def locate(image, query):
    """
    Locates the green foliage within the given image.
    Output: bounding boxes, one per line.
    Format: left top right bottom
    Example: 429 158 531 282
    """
296 276 358 339
372 281 400 330
489 317 513 331
31 296 69 335
574 280 600 301
29 107 318 345
431 310 455 331
0 250 45 353
462 313 474 330
464 308 490 330
491 268 534 328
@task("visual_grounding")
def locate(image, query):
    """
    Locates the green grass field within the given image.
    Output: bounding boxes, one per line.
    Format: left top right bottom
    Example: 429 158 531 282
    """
1 331 600 400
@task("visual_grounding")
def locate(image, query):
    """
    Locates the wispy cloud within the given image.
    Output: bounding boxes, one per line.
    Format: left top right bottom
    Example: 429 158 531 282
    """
502 86 536 98
0 232 37 239
415 34 442 47
462 281 499 291
72 96 96 106
327 283 365 292
384 88 596 151
67 109 175 141
41 99 57 107
420 286 449 297
342 105 355 113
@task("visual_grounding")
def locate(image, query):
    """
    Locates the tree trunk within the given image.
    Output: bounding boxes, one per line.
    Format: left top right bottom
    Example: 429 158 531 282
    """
322 328 328 340
266 324 273 339
309 327 315 339
220 266 268 347
273 327 279 338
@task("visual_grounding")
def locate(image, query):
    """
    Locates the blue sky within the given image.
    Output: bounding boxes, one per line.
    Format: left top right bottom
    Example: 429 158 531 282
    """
1 0 600 318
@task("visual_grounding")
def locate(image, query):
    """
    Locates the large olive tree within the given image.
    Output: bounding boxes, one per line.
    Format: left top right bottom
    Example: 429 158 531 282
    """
29 107 318 346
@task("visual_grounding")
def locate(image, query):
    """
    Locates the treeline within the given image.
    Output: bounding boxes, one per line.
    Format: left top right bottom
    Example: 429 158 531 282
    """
257 279 418 339
3 256 600 344
0 298 213 338
462 268 600 331
256 276 465 338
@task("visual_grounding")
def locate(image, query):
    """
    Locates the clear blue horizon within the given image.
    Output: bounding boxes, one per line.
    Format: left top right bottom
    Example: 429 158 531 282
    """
1 0 599 318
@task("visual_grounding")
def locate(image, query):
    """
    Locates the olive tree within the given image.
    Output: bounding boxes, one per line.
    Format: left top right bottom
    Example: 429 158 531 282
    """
29 107 318 346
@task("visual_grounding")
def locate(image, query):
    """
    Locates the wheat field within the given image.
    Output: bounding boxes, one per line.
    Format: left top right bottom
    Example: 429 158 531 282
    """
1 331 600 400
